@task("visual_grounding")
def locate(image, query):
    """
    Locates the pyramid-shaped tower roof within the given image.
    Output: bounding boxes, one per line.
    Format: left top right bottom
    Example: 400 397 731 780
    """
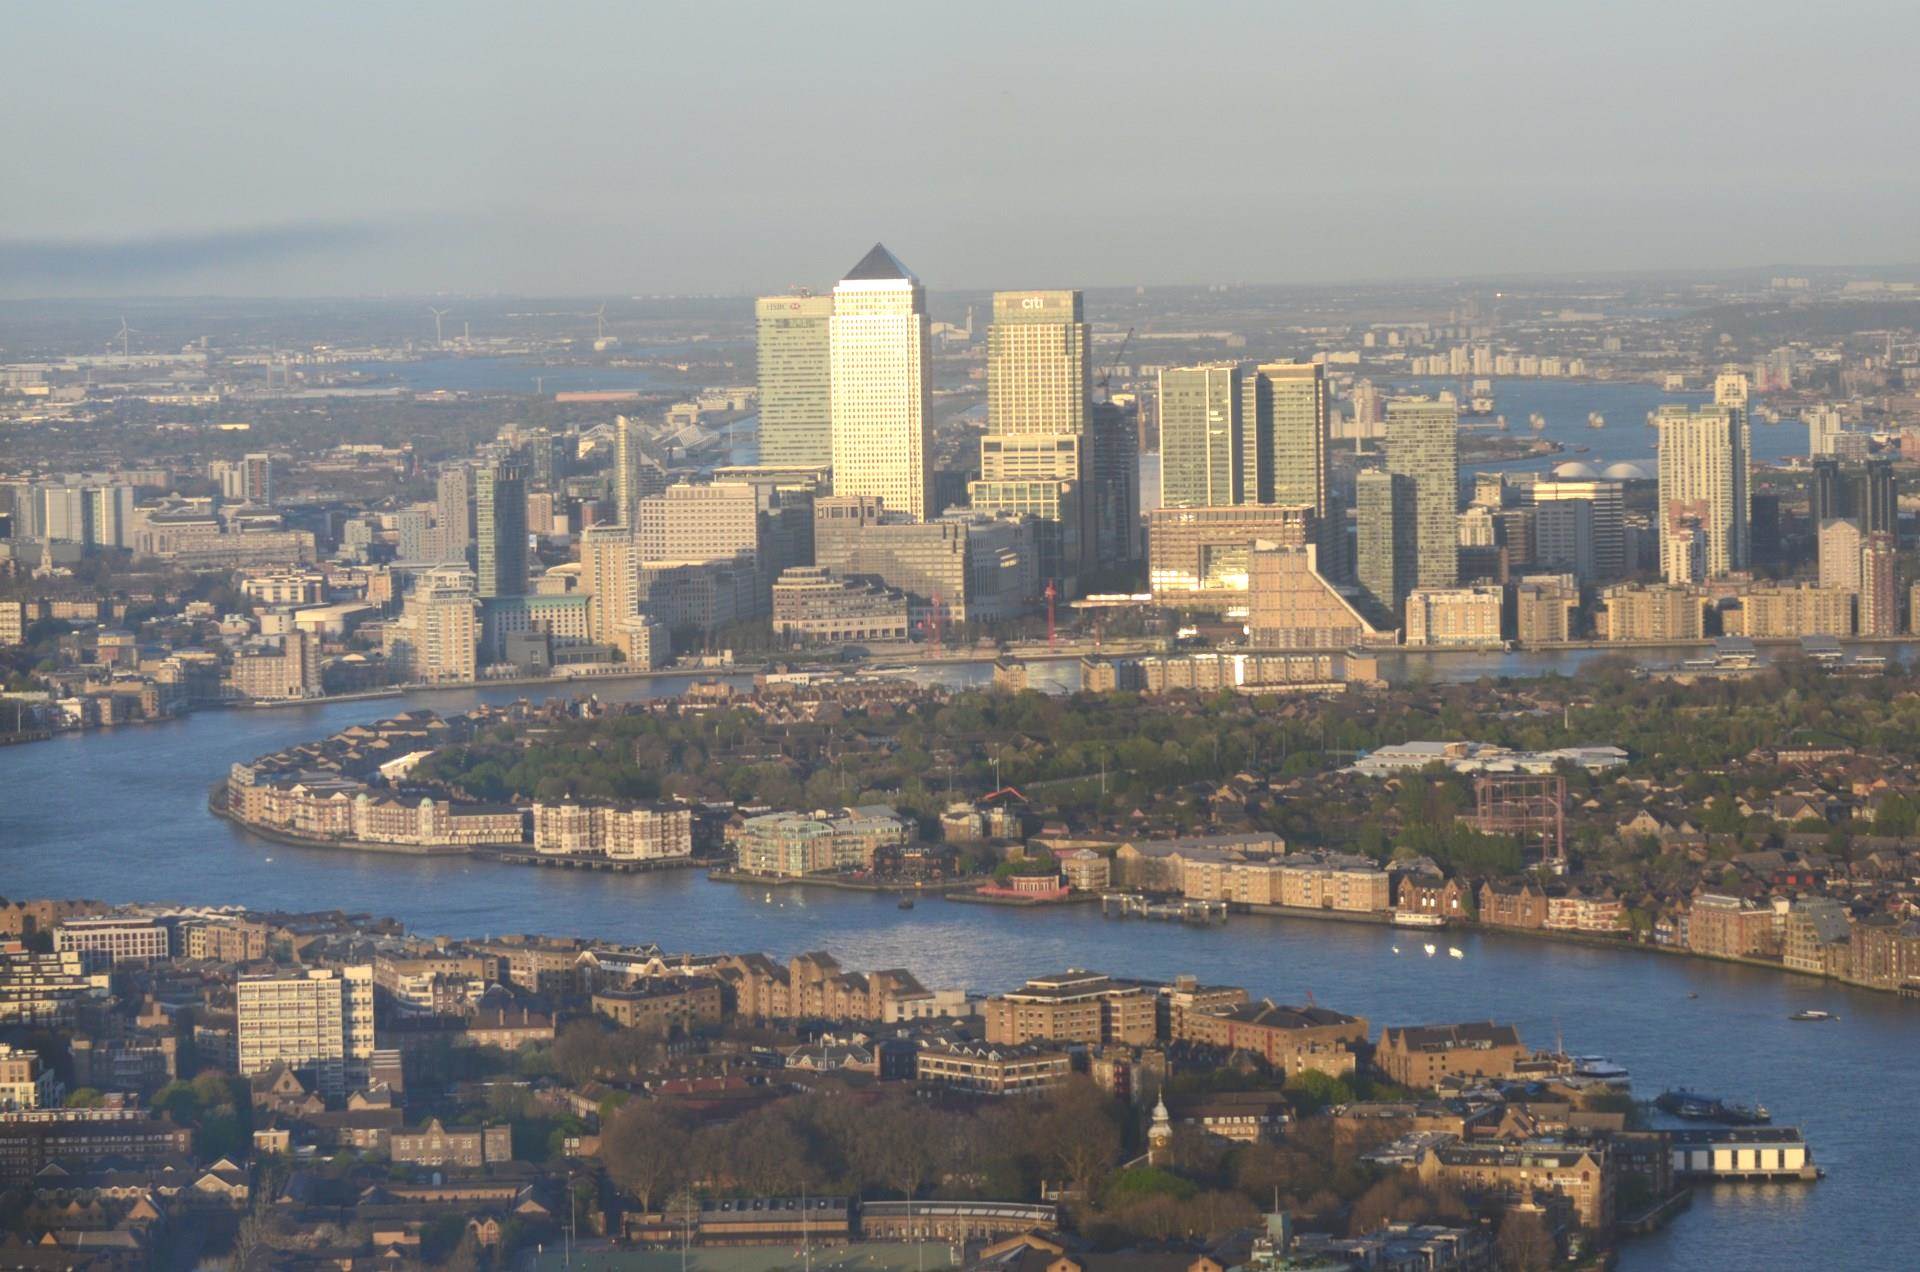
842 243 917 283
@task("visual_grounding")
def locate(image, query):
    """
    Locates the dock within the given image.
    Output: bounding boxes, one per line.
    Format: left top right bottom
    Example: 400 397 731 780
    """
1099 893 1228 924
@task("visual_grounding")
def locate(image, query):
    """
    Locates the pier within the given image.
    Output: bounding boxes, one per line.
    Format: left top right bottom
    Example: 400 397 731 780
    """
1099 893 1229 924
1667 1127 1820 1182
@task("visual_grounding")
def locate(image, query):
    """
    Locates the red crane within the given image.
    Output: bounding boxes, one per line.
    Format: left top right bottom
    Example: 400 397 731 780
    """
1044 579 1058 648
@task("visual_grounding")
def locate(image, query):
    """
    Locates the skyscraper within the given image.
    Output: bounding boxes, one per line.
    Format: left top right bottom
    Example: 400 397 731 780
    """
1862 458 1897 539
580 523 637 648
474 462 528 599
1384 398 1460 588
1655 404 1749 582
1158 364 1241 508
1355 469 1417 621
1861 531 1897 636
1088 402 1141 570
972 290 1094 588
756 293 833 467
985 290 1089 436
1533 479 1625 580
436 464 474 561
830 244 932 521
1264 362 1329 515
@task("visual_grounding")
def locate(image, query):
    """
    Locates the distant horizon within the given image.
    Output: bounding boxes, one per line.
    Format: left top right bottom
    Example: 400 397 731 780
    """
6 254 1920 307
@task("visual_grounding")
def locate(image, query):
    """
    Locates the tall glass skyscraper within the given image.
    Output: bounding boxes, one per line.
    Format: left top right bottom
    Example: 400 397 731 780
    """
756 293 833 467
474 461 527 598
1158 364 1242 509
1384 398 1459 588
830 244 932 522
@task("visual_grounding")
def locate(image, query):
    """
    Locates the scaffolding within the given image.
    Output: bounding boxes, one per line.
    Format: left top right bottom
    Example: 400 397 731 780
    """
1474 774 1566 866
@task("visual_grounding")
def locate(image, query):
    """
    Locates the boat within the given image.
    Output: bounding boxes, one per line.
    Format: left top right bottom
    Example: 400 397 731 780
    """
1391 946 1401 955
1656 1089 1772 1125
1392 910 1446 928
1587 411 1606 429
1789 1009 1837 1022
1447 946 1464 959
1572 1055 1631 1081
1529 412 1546 431
1423 943 1437 957
897 897 915 910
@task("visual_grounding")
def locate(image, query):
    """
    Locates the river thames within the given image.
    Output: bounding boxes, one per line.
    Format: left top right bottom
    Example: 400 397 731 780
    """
3 675 1916 1268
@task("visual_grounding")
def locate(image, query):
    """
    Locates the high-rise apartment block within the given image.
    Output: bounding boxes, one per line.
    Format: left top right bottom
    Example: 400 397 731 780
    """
1384 399 1460 589
830 245 932 522
1656 404 1749 582
756 293 834 467
383 567 478 683
580 523 637 645
236 966 374 1098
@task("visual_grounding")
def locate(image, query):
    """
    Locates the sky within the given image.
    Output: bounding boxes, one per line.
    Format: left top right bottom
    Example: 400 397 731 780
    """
3 0 1917 298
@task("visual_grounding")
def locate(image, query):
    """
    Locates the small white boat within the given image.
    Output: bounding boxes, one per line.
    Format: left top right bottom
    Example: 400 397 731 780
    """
1391 946 1401 955
1573 1055 1631 1080
764 891 773 903
1448 947 1464 959
263 857 273 863
1423 943 1437 957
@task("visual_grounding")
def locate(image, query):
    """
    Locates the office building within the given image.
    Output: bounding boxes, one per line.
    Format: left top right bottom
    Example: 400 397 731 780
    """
612 415 667 528
986 290 1090 436
1656 405 1749 582
1147 505 1312 611
1158 364 1241 508
1246 544 1381 648
974 290 1094 588
1532 498 1595 582
53 918 170 967
1263 363 1330 515
474 462 527 599
756 293 834 467
771 566 911 644
830 244 933 521
1532 479 1624 580
1355 469 1417 621
1088 401 1141 569
636 481 765 571
1862 459 1896 538
1385 399 1460 588
235 966 375 1098
814 496 1036 625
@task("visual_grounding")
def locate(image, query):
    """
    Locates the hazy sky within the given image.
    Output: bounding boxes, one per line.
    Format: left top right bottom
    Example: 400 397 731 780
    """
4 0 1917 297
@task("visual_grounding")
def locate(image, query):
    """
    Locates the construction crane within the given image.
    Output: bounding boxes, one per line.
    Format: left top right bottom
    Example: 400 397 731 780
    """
1096 327 1134 403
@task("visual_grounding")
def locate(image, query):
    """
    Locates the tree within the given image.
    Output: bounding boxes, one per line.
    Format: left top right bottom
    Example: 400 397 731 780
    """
1495 1210 1557 1272
1036 1079 1123 1203
601 1102 690 1213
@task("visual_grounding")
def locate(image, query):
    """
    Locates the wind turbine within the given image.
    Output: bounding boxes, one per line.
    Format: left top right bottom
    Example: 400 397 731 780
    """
114 317 135 358
594 304 607 343
428 306 450 347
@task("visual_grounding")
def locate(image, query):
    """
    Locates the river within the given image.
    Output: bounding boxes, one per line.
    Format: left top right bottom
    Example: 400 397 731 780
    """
2 675 1914 1268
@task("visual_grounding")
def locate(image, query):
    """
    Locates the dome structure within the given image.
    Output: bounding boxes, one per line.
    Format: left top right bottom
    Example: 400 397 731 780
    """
1601 460 1653 481
1551 460 1601 479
